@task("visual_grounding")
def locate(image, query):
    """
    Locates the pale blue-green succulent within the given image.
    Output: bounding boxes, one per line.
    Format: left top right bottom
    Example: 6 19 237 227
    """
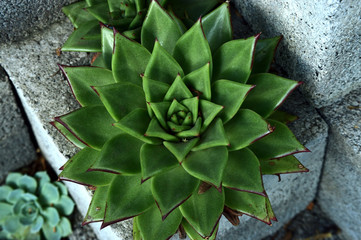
0 172 74 240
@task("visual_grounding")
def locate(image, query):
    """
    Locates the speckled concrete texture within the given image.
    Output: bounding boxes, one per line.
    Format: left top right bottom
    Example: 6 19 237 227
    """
0 0 77 43
0 67 36 182
233 0 361 108
318 88 361 240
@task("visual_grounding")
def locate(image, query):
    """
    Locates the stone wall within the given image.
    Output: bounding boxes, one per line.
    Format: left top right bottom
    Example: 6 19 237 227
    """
0 66 36 182
234 0 361 108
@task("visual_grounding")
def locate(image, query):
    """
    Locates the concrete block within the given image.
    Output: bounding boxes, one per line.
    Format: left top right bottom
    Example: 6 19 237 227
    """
0 0 77 43
0 17 328 240
233 0 361 108
0 67 36 182
318 88 361 240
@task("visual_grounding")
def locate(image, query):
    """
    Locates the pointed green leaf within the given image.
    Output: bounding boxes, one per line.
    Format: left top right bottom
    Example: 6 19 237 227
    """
83 185 109 224
213 36 257 83
86 3 111 23
152 165 199 218
51 121 87 149
224 109 272 151
183 63 211 100
60 66 115 107
252 36 282 74
93 82 146 121
199 100 223 132
0 202 12 218
164 75 193 101
248 120 307 159
183 146 228 187
149 102 170 129
212 79 254 123
182 219 218 240
192 118 229 151
144 41 184 84
145 118 178 141
55 106 122 150
62 1 96 28
223 148 264 194
181 97 199 124
167 99 188 118
268 110 298 124
202 2 232 53
133 217 142 240
180 187 224 238
173 20 212 74
163 138 200 162
266 198 277 221
242 73 300 118
168 121 191 133
140 144 178 180
224 188 271 224
143 76 170 103
101 25 114 69
112 32 151 85
260 155 309 175
92 134 143 174
141 1 182 53
62 20 101 52
169 0 219 21
137 204 182 240
113 108 161 144
176 117 202 138
103 175 153 226
59 147 114 187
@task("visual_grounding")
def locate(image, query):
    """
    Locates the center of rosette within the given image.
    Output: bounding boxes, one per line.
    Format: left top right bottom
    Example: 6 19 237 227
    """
167 100 194 133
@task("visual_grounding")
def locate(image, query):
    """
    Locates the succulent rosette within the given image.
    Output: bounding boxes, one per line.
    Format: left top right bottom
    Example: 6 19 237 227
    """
0 172 74 240
53 1 309 239
62 0 220 52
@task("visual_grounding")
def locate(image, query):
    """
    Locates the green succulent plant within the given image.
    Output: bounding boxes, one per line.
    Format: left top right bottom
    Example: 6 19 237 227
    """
0 172 74 240
53 1 309 239
62 0 220 52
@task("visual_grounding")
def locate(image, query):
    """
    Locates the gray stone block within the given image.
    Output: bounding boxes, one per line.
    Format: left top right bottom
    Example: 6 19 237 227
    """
0 17 328 240
233 0 361 108
318 88 361 240
0 67 36 182
0 0 77 44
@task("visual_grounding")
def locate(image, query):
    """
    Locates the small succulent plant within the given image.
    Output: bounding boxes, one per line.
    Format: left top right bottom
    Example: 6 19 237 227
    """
62 0 220 52
0 172 75 240
53 1 309 239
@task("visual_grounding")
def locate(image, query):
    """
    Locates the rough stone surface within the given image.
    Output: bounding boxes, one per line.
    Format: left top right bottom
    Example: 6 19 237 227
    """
0 16 328 240
233 0 361 108
0 0 77 43
0 67 36 182
318 88 361 240
262 203 342 240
